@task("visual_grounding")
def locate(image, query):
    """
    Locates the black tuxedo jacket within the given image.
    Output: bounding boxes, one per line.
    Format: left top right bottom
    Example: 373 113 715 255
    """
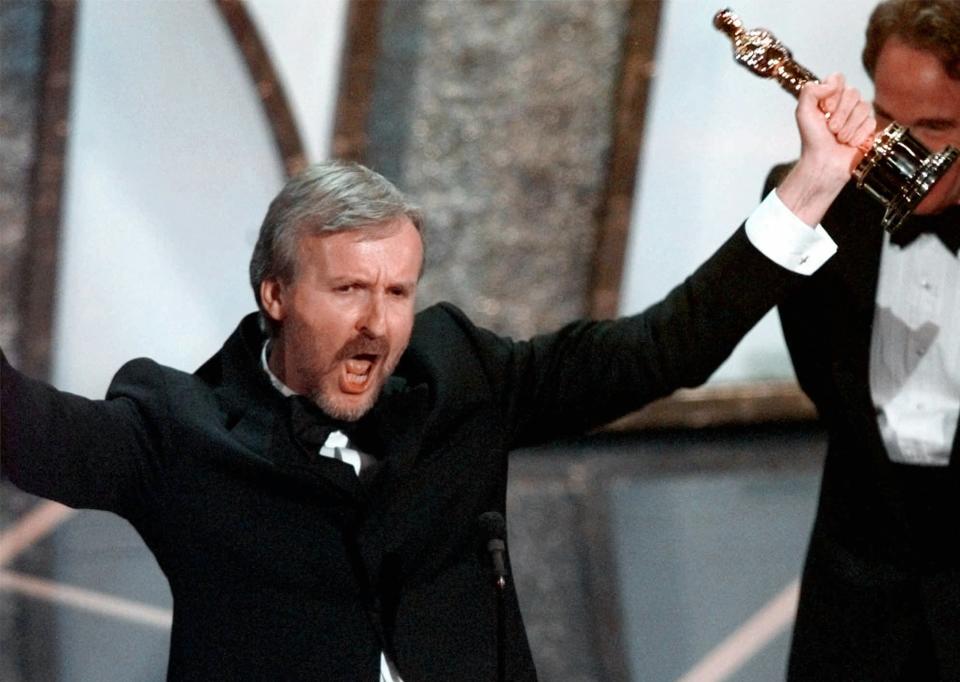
769 166 960 679
3 226 802 681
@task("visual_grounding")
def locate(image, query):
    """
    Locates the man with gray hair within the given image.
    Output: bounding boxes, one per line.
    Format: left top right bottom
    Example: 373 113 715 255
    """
2 76 872 680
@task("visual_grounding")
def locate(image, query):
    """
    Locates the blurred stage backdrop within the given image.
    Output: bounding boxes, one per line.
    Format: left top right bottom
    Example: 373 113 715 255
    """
1 0 875 680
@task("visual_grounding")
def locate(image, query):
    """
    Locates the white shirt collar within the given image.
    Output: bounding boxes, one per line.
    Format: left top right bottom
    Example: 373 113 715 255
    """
261 340 297 398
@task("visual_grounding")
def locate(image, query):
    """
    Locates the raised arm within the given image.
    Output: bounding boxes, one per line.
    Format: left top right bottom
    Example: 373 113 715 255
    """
777 73 875 225
484 76 875 444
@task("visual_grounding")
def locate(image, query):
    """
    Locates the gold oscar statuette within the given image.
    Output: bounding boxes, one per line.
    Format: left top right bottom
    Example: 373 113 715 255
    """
714 8 959 234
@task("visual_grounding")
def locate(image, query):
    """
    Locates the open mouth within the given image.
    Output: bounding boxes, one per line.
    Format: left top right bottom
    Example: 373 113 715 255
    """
339 353 380 394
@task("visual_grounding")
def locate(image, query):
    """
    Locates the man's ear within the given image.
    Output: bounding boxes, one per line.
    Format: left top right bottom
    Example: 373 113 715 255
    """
260 278 286 324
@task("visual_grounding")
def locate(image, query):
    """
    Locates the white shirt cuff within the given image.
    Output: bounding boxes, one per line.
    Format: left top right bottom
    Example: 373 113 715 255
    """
744 189 837 275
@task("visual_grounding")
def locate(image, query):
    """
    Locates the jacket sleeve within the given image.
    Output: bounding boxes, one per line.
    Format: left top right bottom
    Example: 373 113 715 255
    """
462 224 807 446
1 350 159 515
777 263 838 415
769 162 892 436
766 163 842 416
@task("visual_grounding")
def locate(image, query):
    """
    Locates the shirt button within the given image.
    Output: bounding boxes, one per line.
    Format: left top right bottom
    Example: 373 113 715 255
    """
798 255 809 265
920 280 931 290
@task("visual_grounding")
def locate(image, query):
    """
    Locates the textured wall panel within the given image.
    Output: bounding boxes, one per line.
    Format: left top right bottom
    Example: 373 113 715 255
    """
0 1 45 359
0 6 51 682
367 0 631 337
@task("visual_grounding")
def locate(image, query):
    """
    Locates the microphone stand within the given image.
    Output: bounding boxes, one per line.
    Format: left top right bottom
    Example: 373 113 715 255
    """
495 572 505 682
478 512 509 682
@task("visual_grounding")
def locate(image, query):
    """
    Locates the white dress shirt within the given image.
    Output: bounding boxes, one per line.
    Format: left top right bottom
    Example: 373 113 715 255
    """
870 230 959 465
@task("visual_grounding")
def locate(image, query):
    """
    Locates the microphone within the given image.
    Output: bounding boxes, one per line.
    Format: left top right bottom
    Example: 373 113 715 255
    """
478 511 508 590
479 511 508 682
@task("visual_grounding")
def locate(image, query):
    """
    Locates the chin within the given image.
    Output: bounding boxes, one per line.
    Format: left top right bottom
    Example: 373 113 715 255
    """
914 201 952 216
312 390 377 422
914 189 955 215
919 174 960 214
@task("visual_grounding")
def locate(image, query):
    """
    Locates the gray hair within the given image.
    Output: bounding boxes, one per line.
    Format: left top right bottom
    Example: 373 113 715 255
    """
249 160 424 336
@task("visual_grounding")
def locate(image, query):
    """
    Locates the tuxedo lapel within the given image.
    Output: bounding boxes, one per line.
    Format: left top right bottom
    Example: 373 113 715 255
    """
354 378 432 581
823 187 886 413
362 379 431 482
202 313 361 500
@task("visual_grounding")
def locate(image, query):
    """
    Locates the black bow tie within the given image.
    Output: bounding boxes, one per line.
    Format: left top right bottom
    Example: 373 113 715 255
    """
288 395 350 451
288 395 382 456
890 207 960 255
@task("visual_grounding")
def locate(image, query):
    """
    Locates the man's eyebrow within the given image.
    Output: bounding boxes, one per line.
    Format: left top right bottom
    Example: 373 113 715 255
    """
873 103 893 120
874 102 957 129
913 116 958 129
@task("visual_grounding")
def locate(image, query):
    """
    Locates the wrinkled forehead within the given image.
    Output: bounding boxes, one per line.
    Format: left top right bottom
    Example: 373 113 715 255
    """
293 217 424 280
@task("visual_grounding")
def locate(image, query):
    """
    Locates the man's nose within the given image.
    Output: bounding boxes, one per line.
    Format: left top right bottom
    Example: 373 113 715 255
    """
358 293 387 337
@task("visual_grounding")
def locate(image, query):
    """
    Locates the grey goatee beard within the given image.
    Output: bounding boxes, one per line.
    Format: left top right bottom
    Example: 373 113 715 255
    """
310 386 379 422
305 338 405 422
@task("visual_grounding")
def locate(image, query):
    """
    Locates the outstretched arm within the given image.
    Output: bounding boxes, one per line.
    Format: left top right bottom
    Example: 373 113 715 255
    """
1 350 156 514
